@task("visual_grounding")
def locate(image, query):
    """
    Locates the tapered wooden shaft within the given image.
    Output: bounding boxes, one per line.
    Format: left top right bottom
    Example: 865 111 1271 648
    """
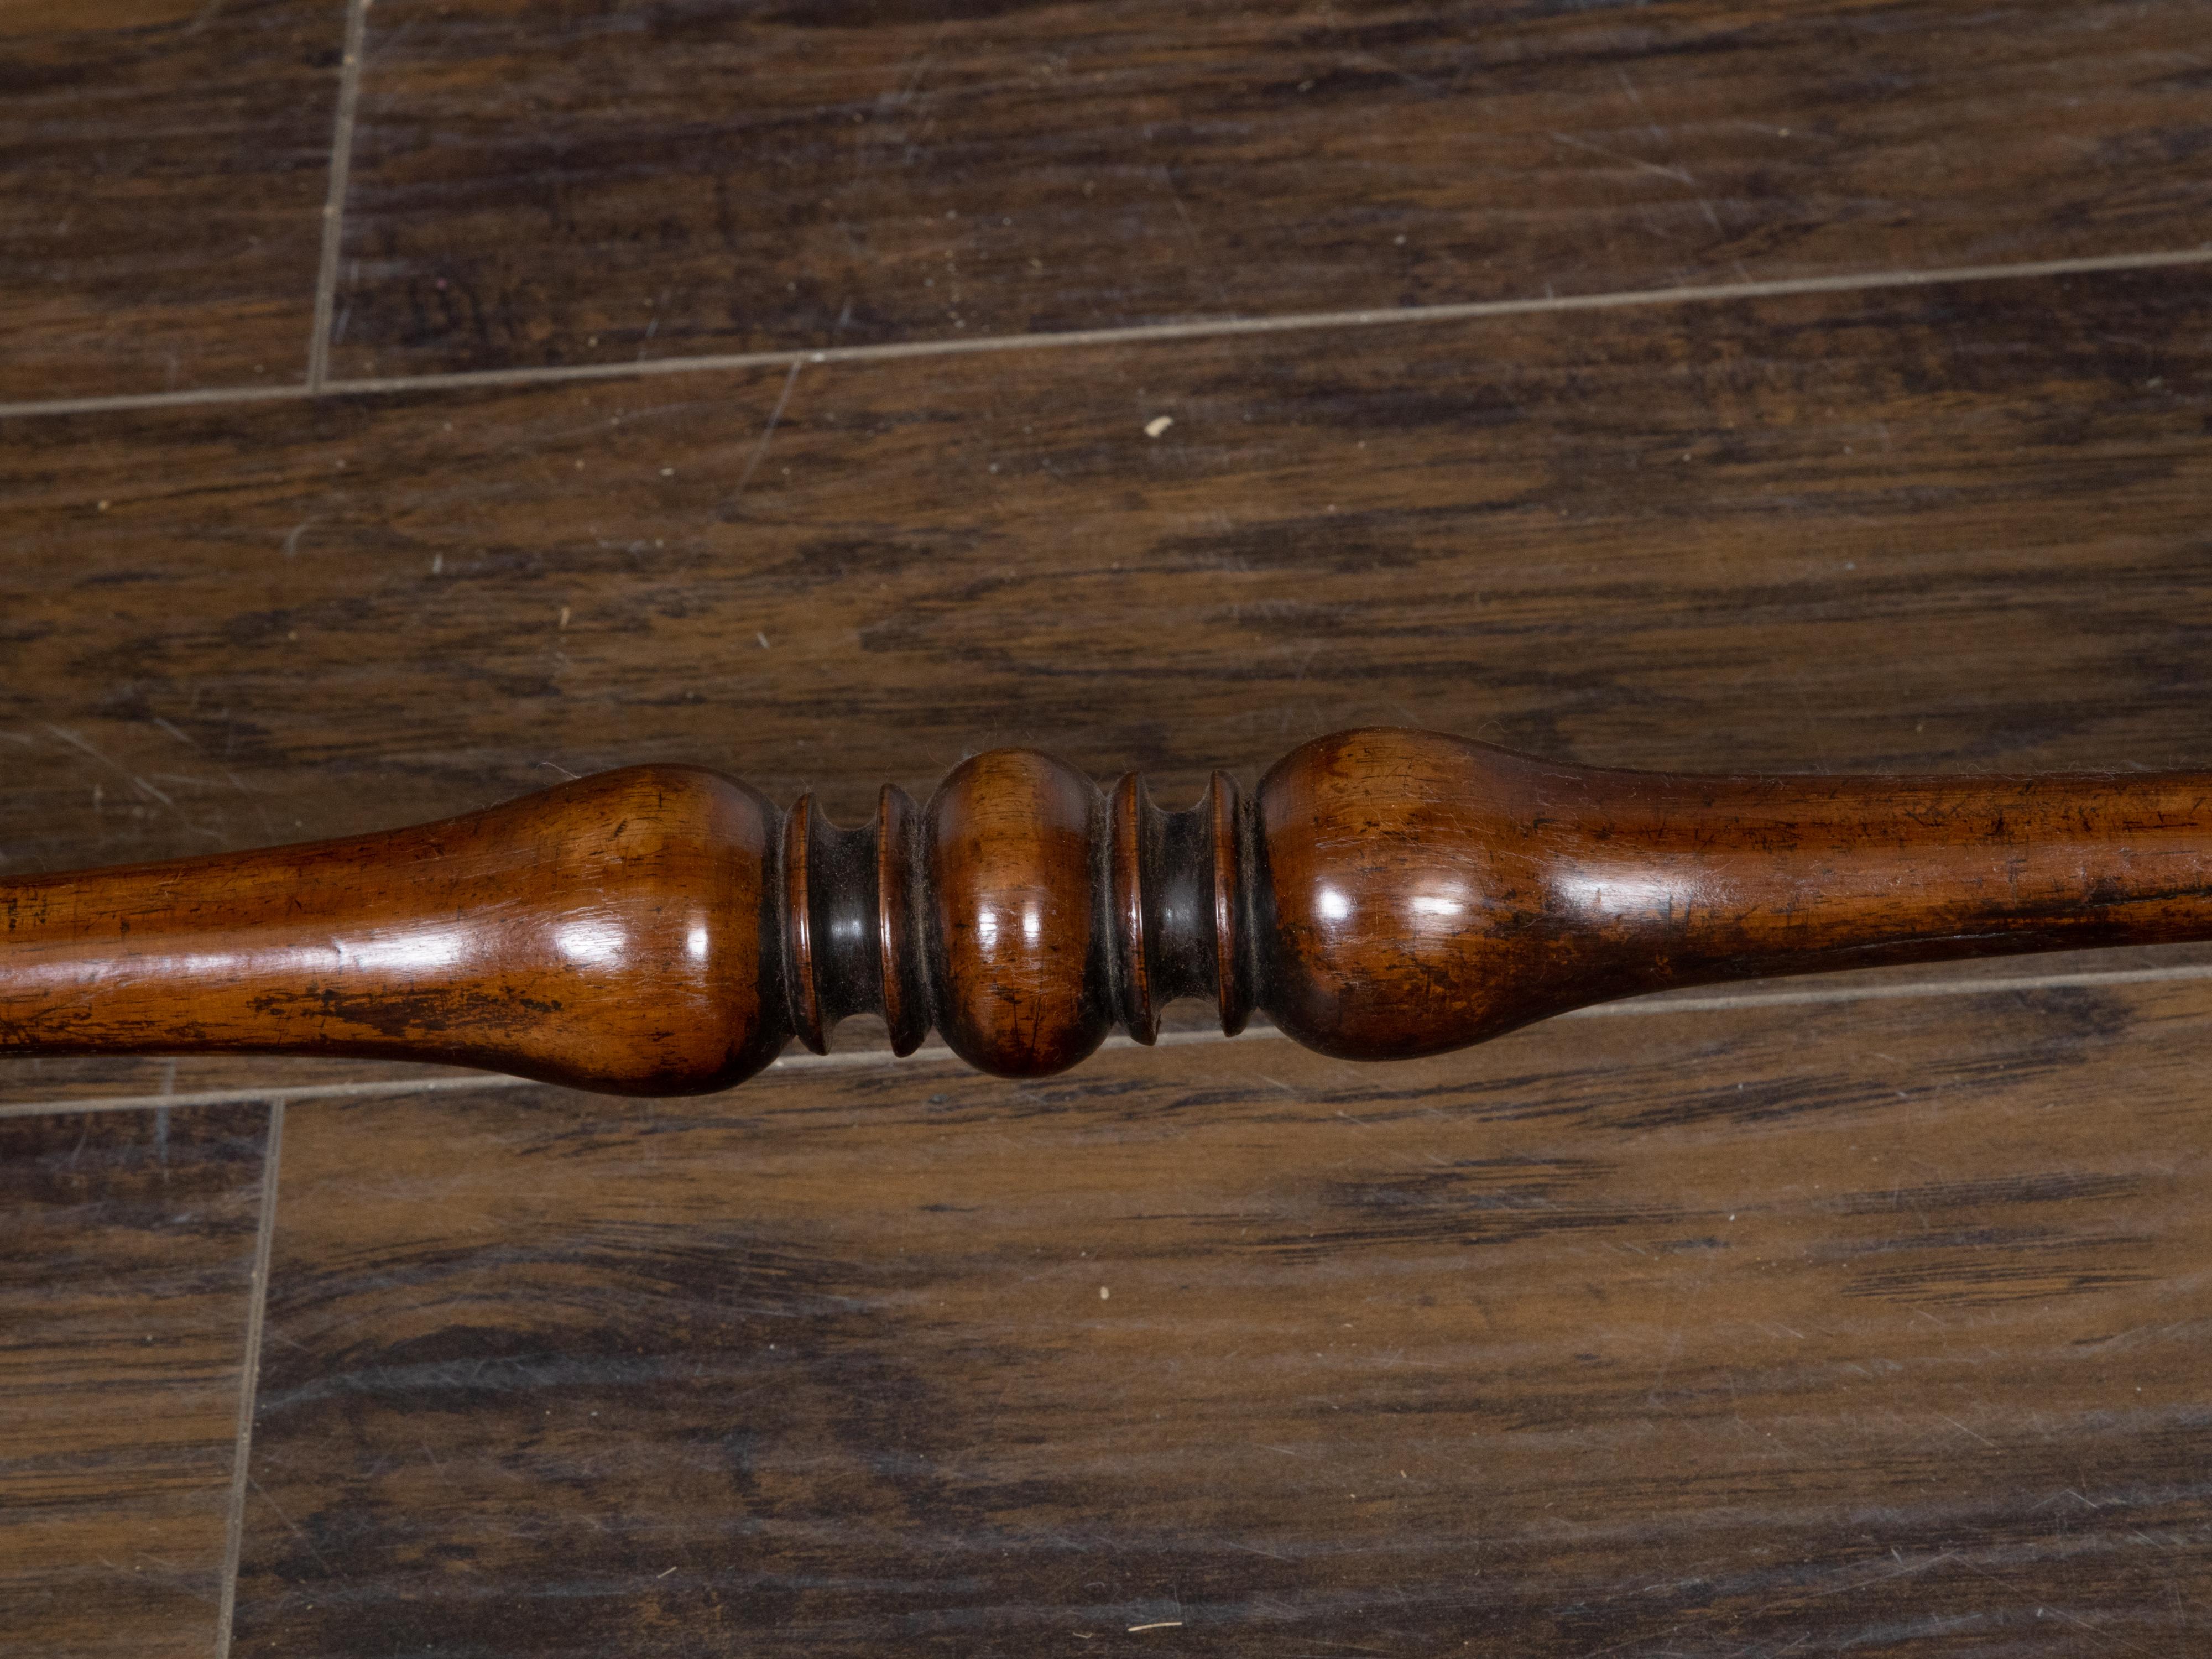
7 728 2212 1096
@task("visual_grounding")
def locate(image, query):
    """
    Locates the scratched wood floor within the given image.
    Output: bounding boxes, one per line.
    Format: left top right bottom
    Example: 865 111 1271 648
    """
4 2 2212 1654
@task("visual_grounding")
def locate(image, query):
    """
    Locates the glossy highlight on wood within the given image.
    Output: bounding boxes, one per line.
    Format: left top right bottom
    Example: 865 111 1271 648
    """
9 727 2212 1096
0 766 784 1094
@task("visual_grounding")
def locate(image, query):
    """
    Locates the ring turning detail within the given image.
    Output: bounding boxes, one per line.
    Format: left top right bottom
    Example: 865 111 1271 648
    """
8 727 2212 1096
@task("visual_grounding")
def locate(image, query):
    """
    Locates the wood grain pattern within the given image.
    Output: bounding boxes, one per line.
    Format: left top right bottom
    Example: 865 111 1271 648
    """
322 0 2212 379
0 1103 269 1658
231 977 2212 1654
7 266 2210 868
6 262 2209 1103
8 7 2212 1650
0 0 345 403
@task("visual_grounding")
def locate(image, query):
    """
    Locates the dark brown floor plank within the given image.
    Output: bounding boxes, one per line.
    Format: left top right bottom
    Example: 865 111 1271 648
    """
0 1102 271 1658
3 264 2208 861
325 0 2212 380
0 0 347 404
6 260 2210 1099
229 974 2212 1654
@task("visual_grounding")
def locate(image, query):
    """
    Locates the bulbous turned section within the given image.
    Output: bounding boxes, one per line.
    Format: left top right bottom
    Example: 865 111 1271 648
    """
1257 729 1613 1058
0 767 788 1095
1254 727 2212 1058
925 750 1110 1076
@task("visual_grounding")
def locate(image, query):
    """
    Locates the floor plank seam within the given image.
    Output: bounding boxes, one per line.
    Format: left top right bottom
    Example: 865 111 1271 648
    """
212 1099 284 1659
305 0 371 394
1 245 2205 422
8 960 2212 1120
0 1073 539 1121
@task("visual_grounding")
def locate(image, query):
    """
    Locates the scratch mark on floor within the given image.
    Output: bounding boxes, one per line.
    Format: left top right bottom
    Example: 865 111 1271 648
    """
719 359 803 515
42 723 179 810
1550 129 1698 186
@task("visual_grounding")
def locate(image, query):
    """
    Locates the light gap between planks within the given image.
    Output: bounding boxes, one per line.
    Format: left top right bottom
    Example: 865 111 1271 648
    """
0 246 2206 421
211 1099 282 1659
304 0 371 393
8 959 2212 1122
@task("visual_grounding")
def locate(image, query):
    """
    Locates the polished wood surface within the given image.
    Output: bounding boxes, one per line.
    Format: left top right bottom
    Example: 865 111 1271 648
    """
16 727 2212 1094
1 765 785 1093
8 0 2212 1651
1261 729 2212 1056
926 749 1112 1076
